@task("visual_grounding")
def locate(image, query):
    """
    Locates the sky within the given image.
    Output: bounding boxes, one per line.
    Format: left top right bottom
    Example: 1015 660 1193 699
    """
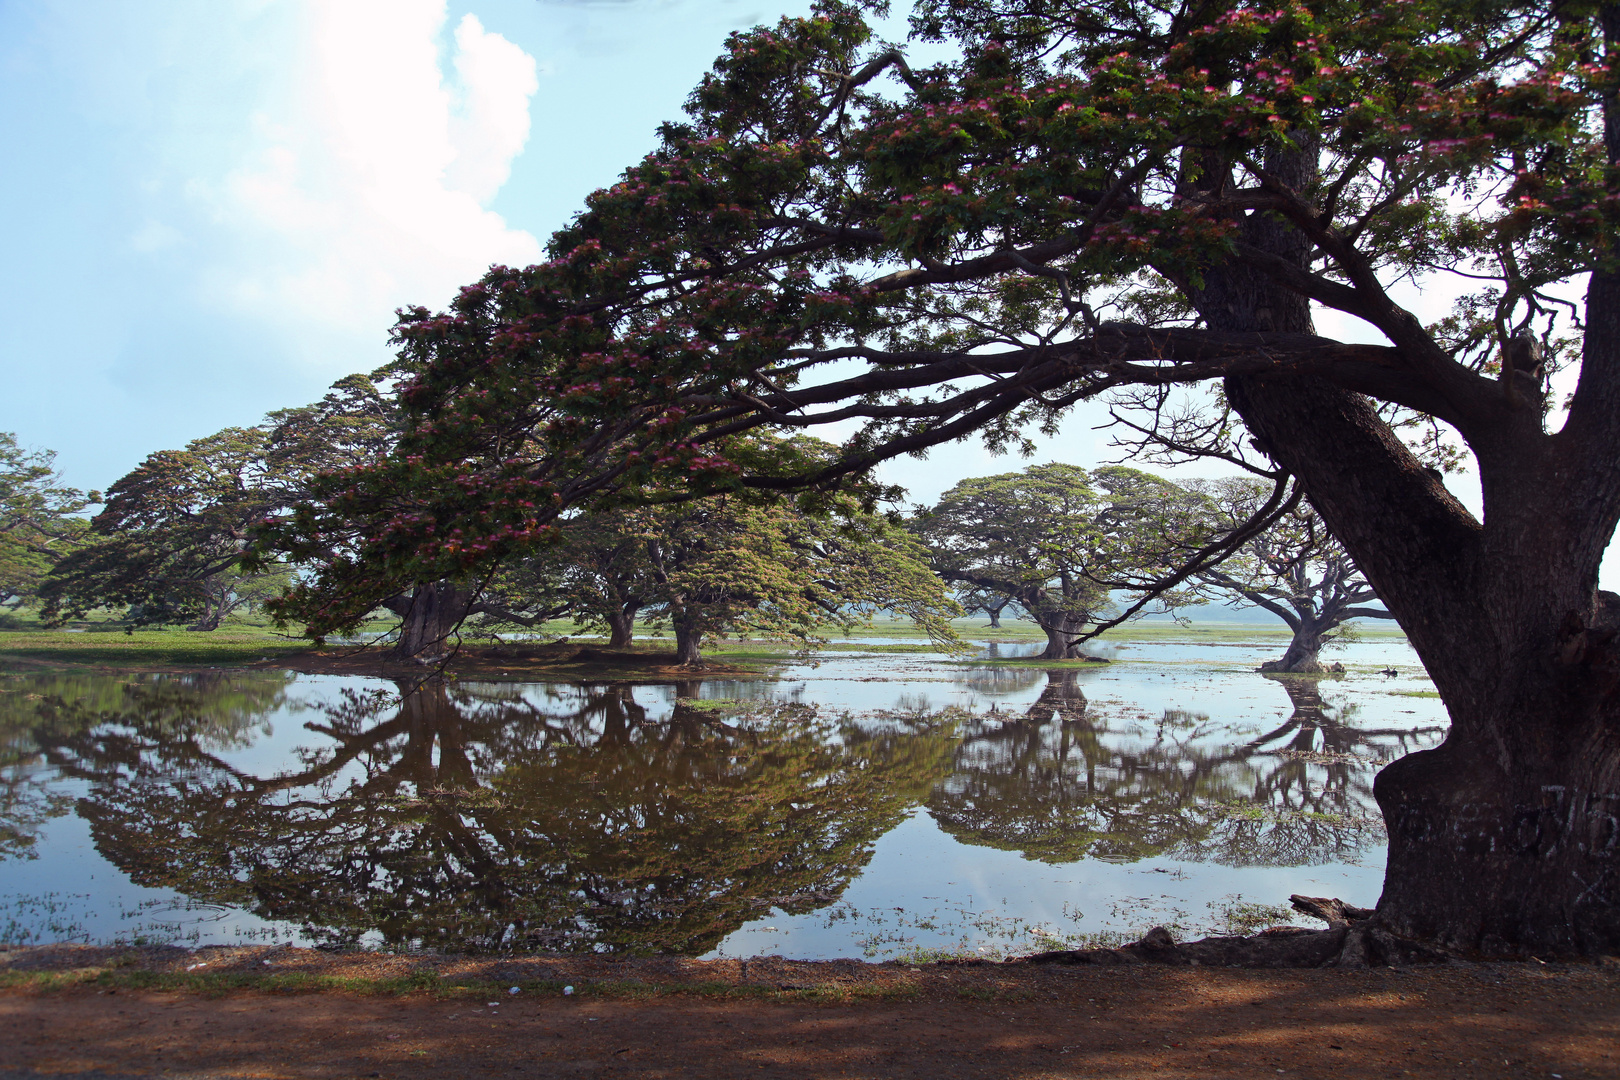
0 0 1218 502
0 0 1613 584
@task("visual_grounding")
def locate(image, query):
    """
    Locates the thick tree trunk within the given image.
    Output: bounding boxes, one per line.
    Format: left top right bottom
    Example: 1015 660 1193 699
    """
606 607 638 648
188 608 223 632
1036 611 1087 660
1374 684 1620 957
1259 622 1326 673
389 581 478 660
672 616 703 666
1223 328 1620 958
1181 133 1614 957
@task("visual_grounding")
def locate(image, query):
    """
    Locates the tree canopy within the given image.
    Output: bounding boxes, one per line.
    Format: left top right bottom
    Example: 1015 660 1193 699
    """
0 434 94 612
913 462 1210 657
1190 476 1395 671
535 483 961 663
253 0 1620 958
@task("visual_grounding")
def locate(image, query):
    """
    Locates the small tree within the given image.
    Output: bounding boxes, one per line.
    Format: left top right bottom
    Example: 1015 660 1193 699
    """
956 586 1021 629
914 464 1210 659
1192 478 1396 673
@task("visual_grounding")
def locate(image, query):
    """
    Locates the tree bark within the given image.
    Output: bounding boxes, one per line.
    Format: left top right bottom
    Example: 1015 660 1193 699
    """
606 606 639 648
1182 124 1620 956
188 608 223 632
387 581 478 660
672 615 704 666
1035 609 1088 660
1259 621 1326 673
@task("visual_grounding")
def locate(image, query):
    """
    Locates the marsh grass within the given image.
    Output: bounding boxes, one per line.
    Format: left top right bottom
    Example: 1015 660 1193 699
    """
0 627 306 669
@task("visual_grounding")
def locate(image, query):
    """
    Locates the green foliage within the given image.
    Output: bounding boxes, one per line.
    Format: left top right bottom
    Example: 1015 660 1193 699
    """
913 463 1211 650
460 434 962 659
0 434 93 609
39 429 291 630
255 0 1620 626
42 370 402 632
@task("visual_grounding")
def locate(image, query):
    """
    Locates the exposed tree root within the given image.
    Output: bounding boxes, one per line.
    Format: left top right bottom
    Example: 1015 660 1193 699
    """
1014 895 1455 969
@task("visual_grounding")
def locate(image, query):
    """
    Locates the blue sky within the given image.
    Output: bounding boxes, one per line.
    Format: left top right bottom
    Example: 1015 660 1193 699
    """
0 0 1135 509
0 0 821 490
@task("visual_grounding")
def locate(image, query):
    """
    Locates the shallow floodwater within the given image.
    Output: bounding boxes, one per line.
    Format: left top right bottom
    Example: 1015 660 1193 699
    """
0 636 1445 959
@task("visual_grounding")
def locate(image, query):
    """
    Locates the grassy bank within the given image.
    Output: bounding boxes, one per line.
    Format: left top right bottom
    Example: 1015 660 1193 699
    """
0 611 1406 675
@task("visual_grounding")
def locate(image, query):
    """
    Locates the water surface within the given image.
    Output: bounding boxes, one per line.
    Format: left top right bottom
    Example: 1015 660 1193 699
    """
0 638 1445 958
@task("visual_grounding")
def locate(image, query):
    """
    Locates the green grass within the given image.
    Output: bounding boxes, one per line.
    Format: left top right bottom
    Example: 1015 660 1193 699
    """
0 610 1407 673
0 626 309 670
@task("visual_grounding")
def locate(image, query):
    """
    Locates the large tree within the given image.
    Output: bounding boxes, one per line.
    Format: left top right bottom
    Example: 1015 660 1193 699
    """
913 463 1210 658
40 428 291 630
265 1 1620 958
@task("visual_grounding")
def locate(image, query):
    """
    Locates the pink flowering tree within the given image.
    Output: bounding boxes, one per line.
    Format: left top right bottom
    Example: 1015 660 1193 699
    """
262 0 1620 960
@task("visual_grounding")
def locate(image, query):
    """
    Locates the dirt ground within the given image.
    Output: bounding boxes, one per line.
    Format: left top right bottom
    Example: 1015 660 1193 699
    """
1 946 1617 1079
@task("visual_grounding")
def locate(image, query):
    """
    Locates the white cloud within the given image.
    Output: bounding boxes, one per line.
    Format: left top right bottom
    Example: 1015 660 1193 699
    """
199 0 542 349
448 14 539 202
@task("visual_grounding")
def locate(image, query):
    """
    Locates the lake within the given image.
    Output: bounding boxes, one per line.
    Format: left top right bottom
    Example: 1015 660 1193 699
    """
0 634 1447 960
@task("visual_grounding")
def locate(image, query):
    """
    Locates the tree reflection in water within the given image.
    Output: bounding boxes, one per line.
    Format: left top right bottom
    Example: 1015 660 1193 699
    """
12 675 957 954
1 667 1447 953
928 670 1446 866
0 670 293 860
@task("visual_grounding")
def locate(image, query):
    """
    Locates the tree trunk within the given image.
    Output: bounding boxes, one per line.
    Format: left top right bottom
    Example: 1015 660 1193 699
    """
1259 621 1326 673
389 581 478 660
188 608 223 632
984 597 1008 629
187 579 229 631
1374 656 1620 957
606 606 639 648
1036 610 1087 660
1185 133 1612 957
673 616 703 666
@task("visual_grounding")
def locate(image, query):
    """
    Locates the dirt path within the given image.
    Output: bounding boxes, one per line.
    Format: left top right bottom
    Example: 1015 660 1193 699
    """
2 946 1617 1079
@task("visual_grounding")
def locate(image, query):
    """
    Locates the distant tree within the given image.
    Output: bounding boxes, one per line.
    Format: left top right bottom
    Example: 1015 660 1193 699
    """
913 464 1211 659
1191 479 1397 673
32 372 550 643
0 434 94 611
527 484 960 665
957 586 1020 630
39 428 290 630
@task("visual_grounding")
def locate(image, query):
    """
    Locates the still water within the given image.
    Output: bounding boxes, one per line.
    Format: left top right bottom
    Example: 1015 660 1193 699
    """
0 637 1446 959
